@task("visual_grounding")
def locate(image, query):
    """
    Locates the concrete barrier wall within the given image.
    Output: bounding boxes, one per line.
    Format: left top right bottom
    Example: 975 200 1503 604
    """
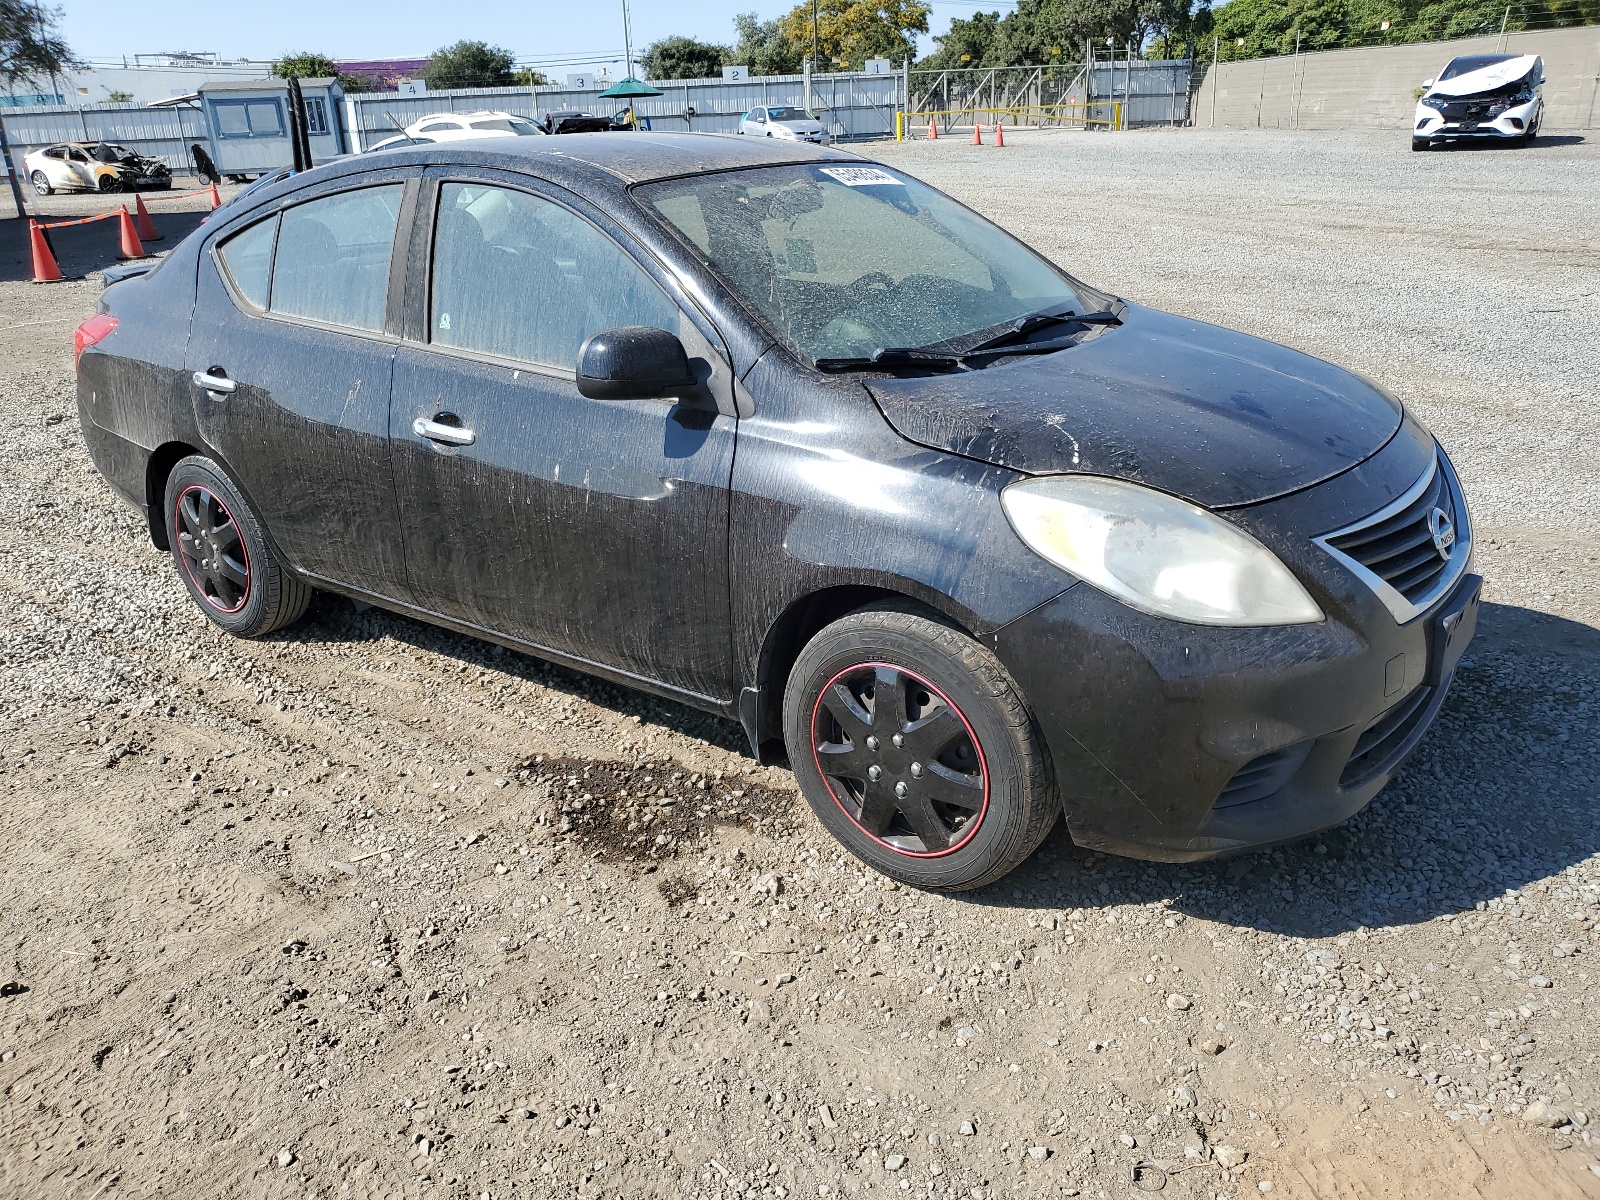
1194 26 1600 130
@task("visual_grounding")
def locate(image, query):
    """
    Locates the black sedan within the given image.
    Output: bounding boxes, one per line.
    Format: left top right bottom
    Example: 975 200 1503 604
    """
74 135 1478 890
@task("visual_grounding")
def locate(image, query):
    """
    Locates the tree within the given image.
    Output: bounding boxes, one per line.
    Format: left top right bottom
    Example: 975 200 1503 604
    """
919 9 1006 68
731 11 806 74
106 89 133 102
1 0 76 90
776 0 930 69
640 35 731 79
424 40 518 90
272 50 373 92
512 68 552 86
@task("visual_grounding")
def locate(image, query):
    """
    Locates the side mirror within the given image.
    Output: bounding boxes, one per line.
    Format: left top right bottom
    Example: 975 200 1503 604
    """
1421 78 1435 88
576 326 699 401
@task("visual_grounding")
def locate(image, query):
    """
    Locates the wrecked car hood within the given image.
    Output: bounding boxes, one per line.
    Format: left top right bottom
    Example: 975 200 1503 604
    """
863 304 1402 509
1430 55 1538 97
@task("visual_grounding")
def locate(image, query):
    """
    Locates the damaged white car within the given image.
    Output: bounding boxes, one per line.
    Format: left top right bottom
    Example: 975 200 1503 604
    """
1413 54 1544 150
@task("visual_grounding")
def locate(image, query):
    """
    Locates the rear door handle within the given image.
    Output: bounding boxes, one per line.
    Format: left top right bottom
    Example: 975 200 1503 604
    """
412 417 476 446
192 370 236 395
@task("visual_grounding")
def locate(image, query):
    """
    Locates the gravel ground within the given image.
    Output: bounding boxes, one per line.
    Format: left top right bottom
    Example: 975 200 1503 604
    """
1 129 1597 1200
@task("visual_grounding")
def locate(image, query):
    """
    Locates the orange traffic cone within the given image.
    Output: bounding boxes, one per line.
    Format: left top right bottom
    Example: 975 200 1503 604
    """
208 181 222 209
28 220 62 283
993 123 1005 147
971 123 983 145
133 193 162 242
926 118 939 140
116 205 146 260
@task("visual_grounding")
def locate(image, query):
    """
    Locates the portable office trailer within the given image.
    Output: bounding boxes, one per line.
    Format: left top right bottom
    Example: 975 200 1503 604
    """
198 77 347 178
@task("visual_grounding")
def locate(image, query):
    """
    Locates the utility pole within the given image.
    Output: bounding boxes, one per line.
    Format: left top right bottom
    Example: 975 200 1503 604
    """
1498 5 1510 51
621 0 634 78
812 0 820 75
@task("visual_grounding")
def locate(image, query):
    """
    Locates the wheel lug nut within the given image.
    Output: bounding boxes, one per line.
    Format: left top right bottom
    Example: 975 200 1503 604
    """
892 733 904 748
894 781 908 798
867 765 882 781
865 736 879 751
910 762 923 777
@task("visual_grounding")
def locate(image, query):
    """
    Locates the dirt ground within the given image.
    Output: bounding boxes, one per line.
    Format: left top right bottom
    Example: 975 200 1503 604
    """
2 130 1597 1200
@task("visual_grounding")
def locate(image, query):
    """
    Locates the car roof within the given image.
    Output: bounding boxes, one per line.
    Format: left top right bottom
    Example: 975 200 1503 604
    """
349 131 860 185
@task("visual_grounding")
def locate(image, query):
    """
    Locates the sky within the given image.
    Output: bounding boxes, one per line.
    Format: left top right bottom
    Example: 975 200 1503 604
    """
56 0 1016 77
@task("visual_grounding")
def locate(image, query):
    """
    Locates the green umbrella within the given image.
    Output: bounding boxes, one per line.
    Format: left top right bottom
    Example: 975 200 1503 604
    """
599 76 664 99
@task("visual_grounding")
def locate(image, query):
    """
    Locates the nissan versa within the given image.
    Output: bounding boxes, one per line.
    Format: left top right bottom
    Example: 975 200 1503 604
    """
74 135 1479 890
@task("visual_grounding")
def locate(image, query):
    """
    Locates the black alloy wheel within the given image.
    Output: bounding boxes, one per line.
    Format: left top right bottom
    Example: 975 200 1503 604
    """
811 663 988 856
174 485 250 613
784 603 1057 891
97 174 123 193
163 456 312 638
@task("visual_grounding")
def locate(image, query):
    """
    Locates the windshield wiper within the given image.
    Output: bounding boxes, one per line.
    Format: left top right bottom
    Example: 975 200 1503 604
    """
814 347 967 372
959 308 1121 355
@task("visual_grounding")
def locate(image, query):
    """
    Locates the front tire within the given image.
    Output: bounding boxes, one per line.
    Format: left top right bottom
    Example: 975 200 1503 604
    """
783 604 1057 891
1411 137 1429 152
30 170 52 195
163 456 312 638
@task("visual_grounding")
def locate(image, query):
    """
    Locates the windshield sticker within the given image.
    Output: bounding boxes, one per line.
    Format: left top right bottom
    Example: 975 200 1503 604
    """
819 166 901 187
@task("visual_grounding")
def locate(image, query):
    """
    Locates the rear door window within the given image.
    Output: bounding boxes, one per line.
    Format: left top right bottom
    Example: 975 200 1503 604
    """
429 182 679 369
271 185 404 332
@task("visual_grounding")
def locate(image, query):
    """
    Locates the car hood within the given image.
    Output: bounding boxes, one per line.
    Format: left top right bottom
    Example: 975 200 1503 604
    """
863 304 1403 509
775 120 825 134
1430 55 1538 97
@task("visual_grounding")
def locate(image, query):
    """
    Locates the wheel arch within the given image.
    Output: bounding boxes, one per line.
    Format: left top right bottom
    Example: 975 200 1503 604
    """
145 440 203 550
739 581 982 764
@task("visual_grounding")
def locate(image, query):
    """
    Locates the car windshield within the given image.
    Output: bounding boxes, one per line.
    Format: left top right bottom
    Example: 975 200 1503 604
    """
470 117 541 135
1440 54 1515 80
639 163 1082 363
766 107 812 121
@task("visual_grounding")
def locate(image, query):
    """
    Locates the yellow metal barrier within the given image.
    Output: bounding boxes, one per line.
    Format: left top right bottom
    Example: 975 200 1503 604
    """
906 102 1124 132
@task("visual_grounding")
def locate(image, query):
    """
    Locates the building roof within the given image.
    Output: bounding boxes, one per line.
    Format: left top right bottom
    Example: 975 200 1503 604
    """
198 77 339 93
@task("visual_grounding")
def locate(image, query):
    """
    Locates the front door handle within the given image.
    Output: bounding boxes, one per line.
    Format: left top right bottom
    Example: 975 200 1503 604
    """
412 416 476 447
192 370 236 395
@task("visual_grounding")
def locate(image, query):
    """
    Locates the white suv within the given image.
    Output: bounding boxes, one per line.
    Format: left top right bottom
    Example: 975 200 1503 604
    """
1414 54 1544 150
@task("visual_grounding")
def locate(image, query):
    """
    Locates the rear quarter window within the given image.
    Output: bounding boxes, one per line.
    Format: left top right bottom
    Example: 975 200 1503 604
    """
216 215 278 310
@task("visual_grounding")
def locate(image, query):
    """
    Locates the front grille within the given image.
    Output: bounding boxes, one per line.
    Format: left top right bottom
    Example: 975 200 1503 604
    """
1340 684 1435 787
1441 100 1492 121
1215 741 1313 809
1315 452 1469 623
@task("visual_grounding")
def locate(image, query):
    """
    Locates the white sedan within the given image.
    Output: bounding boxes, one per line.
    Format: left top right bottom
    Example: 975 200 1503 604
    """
738 106 831 145
402 111 544 142
25 141 172 194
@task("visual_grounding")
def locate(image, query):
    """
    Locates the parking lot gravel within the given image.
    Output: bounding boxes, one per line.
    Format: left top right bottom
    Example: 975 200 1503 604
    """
1 129 1597 1200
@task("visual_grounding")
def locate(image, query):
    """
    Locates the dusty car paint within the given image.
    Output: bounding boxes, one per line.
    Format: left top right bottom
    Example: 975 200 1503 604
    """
75 133 1477 863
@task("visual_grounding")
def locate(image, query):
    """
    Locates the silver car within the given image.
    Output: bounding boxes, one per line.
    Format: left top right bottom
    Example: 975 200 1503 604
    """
738 105 831 145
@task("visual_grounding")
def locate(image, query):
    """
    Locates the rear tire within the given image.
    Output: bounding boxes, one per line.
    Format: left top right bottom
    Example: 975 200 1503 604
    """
783 603 1057 891
162 456 312 638
30 170 52 195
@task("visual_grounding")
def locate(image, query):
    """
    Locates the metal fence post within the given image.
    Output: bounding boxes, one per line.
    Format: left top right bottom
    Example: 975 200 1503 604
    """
1211 36 1219 127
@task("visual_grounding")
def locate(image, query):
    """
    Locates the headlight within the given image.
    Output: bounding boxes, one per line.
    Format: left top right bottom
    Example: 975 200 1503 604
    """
1000 476 1325 626
772 126 796 139
1419 94 1450 111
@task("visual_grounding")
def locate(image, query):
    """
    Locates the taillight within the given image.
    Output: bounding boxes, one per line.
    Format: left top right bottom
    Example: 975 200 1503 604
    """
74 313 118 369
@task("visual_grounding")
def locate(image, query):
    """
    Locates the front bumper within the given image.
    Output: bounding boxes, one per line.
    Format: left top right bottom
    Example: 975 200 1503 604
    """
1414 98 1537 141
993 418 1480 861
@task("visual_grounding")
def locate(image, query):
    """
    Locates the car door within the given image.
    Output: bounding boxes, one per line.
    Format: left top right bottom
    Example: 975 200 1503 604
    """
66 146 96 189
186 170 417 599
388 171 738 704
